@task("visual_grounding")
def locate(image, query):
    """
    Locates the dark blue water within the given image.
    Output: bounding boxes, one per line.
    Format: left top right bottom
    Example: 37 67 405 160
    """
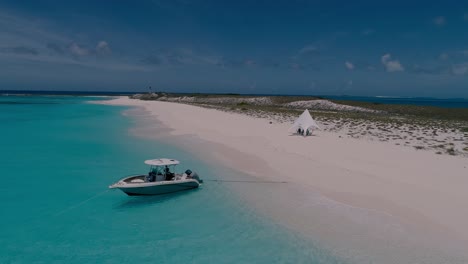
0 90 140 96
2 90 468 108
322 96 468 108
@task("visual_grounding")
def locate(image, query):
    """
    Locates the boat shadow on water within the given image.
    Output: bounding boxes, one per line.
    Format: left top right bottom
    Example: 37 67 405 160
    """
113 188 201 210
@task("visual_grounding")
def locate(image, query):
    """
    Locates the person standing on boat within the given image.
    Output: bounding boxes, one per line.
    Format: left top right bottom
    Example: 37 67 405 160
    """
165 166 174 181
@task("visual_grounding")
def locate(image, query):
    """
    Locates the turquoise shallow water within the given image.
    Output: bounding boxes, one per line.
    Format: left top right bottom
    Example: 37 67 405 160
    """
0 96 343 263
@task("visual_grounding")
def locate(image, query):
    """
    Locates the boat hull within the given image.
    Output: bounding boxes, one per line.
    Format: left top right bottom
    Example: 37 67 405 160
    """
114 180 200 196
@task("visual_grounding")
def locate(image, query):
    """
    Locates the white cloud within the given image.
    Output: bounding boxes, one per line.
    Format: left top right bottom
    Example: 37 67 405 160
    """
452 63 468 75
244 59 255 66
381 53 404 72
69 41 111 57
433 16 446 26
439 52 449 60
381 54 391 63
69 43 89 56
96 41 111 55
0 11 70 47
298 45 317 54
142 47 225 68
345 61 355 70
386 61 404 72
0 11 151 73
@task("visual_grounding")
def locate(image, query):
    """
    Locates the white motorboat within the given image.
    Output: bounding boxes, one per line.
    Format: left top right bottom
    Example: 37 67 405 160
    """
109 158 202 196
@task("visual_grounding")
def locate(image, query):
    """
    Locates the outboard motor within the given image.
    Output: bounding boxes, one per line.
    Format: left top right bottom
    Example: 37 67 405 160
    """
185 169 203 183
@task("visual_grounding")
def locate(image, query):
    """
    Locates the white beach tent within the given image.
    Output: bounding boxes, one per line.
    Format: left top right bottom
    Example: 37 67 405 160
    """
289 109 320 136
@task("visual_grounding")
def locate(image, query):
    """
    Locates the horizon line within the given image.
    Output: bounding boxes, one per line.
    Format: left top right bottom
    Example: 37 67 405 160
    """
1 89 468 100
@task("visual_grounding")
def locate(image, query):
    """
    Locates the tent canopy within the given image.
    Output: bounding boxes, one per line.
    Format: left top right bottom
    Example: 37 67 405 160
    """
289 109 320 133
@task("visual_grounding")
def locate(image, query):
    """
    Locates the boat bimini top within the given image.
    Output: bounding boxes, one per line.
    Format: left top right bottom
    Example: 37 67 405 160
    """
144 158 180 166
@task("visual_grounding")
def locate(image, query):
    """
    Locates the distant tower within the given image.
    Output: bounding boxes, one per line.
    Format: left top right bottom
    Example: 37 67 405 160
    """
148 86 152 94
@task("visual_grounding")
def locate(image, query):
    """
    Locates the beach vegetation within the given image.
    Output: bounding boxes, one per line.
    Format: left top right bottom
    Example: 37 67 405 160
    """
446 147 456 155
131 92 468 157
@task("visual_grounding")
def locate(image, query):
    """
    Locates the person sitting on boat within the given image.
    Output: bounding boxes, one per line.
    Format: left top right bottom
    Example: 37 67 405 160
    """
165 166 175 181
147 171 156 182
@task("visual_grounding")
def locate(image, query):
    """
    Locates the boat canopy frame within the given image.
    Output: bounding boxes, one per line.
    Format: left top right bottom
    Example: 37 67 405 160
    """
145 158 180 177
148 164 178 176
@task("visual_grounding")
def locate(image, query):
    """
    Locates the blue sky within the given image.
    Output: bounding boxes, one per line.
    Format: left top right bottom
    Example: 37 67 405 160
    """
1 0 468 97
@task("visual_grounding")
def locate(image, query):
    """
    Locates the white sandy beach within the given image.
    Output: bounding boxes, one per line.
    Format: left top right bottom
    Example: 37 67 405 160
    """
99 97 468 262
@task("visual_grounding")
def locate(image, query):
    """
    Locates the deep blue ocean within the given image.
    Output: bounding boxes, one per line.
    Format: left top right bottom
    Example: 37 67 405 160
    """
2 91 467 108
0 96 343 263
322 95 468 108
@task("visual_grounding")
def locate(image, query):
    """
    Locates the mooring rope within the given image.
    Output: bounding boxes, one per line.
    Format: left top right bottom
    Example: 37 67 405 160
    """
54 179 286 216
203 179 287 184
54 189 110 217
